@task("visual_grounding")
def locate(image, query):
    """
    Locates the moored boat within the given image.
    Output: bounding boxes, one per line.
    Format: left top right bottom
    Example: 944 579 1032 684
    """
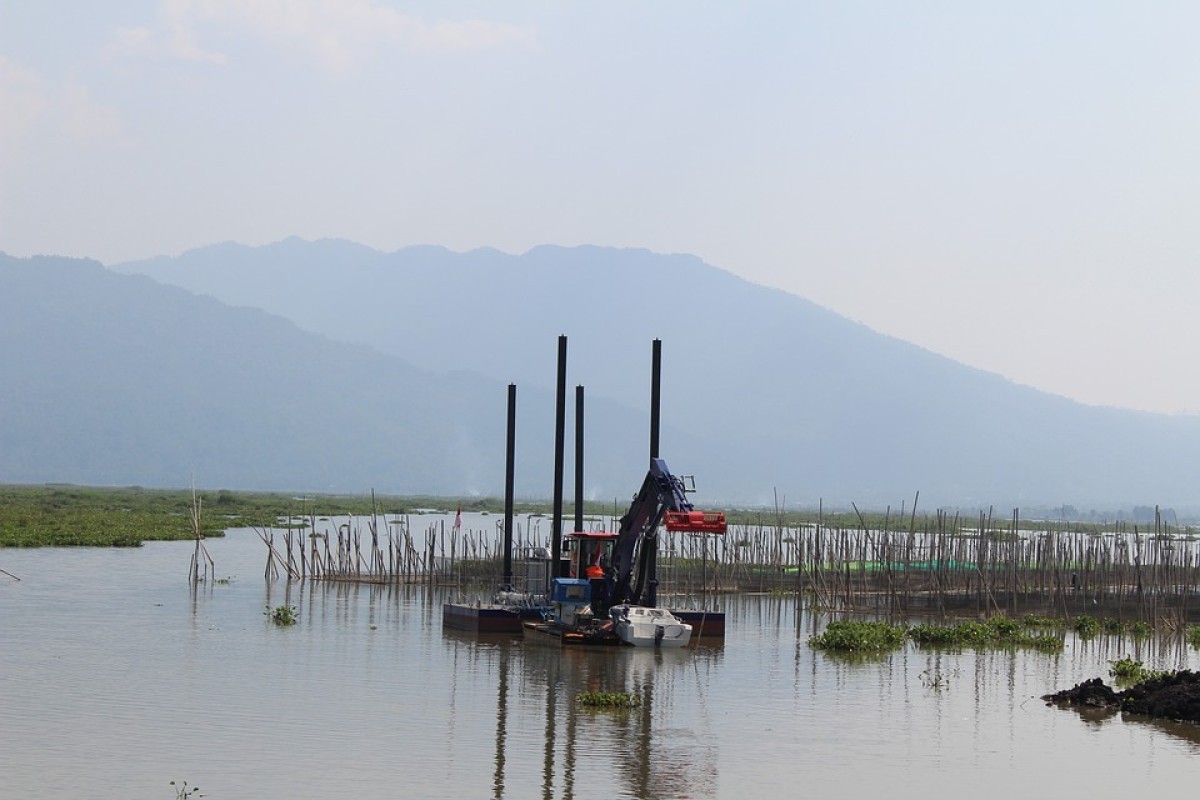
608 604 693 647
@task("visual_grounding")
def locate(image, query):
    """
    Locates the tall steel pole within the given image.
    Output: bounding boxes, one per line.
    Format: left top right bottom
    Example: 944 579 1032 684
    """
503 383 516 588
551 335 567 577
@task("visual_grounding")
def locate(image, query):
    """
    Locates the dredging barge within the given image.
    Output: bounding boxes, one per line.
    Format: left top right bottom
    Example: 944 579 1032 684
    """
444 337 727 643
523 468 726 647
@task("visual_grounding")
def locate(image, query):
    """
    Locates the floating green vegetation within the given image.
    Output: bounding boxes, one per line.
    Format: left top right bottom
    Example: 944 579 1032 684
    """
0 485 560 548
1073 615 1102 638
1187 625 1200 649
1018 633 1067 651
266 605 297 626
1108 657 1169 687
908 621 992 647
809 620 909 653
578 691 642 708
813 615 1067 654
0 485 231 547
1129 621 1153 638
1098 618 1152 637
1020 614 1064 630
908 617 1064 652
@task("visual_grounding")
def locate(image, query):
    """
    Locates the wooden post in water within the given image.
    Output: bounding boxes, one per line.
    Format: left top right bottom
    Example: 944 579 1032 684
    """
188 482 213 585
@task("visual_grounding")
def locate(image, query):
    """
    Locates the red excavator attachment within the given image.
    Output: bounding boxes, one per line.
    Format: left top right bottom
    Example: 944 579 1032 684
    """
664 510 727 534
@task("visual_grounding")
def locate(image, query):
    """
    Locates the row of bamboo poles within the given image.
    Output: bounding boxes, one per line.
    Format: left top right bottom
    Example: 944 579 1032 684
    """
256 506 1200 622
257 512 562 586
188 482 214 585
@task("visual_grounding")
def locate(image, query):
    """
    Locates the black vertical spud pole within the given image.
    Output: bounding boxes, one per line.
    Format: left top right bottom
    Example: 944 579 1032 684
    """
575 385 585 535
551 335 567 577
503 383 516 589
647 338 662 606
650 338 662 461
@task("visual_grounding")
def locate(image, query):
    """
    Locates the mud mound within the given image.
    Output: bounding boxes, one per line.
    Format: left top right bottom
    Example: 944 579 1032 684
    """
1120 671 1200 721
1043 677 1119 708
1043 670 1200 724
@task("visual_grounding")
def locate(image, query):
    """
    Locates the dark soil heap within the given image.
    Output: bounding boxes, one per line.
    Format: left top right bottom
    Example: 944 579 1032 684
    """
1043 670 1200 724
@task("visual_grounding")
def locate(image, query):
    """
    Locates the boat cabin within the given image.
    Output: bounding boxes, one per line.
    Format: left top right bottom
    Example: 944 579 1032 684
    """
563 531 619 614
563 531 618 579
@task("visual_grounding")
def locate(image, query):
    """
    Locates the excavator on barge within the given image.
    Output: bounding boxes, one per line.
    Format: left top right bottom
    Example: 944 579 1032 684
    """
525 339 727 647
444 336 727 643
528 457 726 647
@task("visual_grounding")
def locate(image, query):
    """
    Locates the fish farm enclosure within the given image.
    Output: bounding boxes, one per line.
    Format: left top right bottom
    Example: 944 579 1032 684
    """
257 508 1200 624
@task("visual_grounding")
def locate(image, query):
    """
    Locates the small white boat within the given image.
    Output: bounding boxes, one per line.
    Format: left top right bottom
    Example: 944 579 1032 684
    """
608 605 693 648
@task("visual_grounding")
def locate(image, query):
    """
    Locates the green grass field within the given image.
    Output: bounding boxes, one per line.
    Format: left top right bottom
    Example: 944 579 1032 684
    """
0 485 519 547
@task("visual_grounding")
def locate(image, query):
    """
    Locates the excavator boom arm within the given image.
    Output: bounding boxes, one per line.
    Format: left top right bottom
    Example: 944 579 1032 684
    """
609 458 726 607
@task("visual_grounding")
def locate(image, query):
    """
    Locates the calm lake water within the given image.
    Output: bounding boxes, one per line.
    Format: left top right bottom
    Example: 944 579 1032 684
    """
3 515 1199 799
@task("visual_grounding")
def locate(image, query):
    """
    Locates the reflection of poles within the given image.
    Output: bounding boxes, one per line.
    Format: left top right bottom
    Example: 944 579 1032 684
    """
492 651 509 800
564 668 577 800
542 666 557 800
625 657 655 799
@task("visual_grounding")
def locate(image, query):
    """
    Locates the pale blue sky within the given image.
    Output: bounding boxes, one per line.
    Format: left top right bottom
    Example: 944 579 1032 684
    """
4 2 1200 414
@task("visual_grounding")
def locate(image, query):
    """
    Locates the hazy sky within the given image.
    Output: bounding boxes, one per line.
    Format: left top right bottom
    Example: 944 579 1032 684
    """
4 2 1199 415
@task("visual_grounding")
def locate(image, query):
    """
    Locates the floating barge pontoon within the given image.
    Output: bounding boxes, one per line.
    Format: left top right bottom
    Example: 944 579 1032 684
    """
521 619 623 646
442 602 540 634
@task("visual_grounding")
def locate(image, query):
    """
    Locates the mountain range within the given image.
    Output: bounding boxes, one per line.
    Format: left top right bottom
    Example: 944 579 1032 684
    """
3 240 1198 513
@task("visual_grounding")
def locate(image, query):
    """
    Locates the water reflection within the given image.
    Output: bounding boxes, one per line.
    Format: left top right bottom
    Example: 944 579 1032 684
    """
440 628 723 800
1046 690 1200 754
4 536 1200 800
1123 714 1200 752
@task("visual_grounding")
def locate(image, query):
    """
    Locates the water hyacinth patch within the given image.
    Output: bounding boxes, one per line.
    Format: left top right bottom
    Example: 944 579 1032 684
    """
809 620 909 652
266 605 297 626
812 615 1065 654
578 691 642 708
908 617 1064 652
